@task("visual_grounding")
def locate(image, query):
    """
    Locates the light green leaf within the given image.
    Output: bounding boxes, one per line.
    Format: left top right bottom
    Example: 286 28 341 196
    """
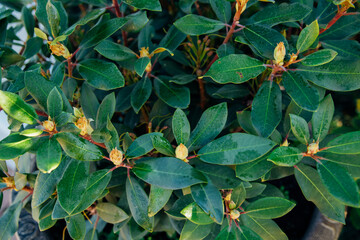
0 134 36 160
301 49 338 66
125 132 161 158
311 94 334 143
180 221 212 240
268 147 303 167
47 87 63 118
66 214 86 240
152 135 175 156
123 0 162 11
97 202 129 224
148 185 173 217
296 20 319 53
181 203 214 225
172 108 191 145
174 14 225 35
36 137 62 173
290 114 310 145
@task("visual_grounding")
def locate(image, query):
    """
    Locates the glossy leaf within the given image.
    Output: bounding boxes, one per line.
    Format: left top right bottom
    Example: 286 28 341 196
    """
0 202 22 240
301 49 338 66
0 90 38 124
321 40 360 60
172 108 191 145
268 147 303 167
97 202 129 224
238 226 263 240
295 163 345 223
63 8 105 36
236 111 258 135
174 14 225 35
94 40 137 61
56 133 103 161
134 57 151 77
282 71 319 112
47 87 63 118
297 60 360 91
311 94 334 143
325 131 360 155
80 17 128 49
148 185 173 217
96 92 115 129
152 135 175 156
180 221 212 240
198 133 276 165
123 0 161 11
131 77 152 113
126 176 154 231
252 81 282 138
191 181 224 224
241 215 288 240
290 114 310 145
236 155 273 181
205 54 266 84
181 203 214 225
186 102 227 151
67 214 86 240
245 197 295 219
0 134 36 160
36 137 62 173
319 15 360 40
125 132 161 158
317 161 360 207
154 78 190 109
215 226 236 240
296 20 319 53
231 183 246 209
210 0 231 23
78 59 125 90
132 157 207 189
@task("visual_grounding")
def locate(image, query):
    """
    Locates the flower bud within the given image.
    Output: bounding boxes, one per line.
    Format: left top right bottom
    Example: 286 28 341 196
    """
236 0 247 14
139 47 150 58
75 116 93 136
229 201 237 210
2 177 15 189
43 119 55 132
281 139 289 147
230 209 240 220
274 42 286 66
110 148 124 166
175 143 188 161
48 41 71 59
307 142 319 155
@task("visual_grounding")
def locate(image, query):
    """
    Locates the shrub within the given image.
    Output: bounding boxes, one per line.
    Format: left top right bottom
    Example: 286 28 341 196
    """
0 0 359 239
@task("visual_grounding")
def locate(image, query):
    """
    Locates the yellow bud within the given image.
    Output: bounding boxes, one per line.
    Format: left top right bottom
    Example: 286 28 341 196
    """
230 209 240 220
2 177 15 188
110 148 124 166
49 41 71 59
43 119 55 132
288 53 298 65
225 192 232 201
229 201 237 210
145 61 152 73
236 0 247 14
75 116 93 136
307 142 319 155
281 139 289 147
139 47 150 58
274 42 286 66
175 143 189 161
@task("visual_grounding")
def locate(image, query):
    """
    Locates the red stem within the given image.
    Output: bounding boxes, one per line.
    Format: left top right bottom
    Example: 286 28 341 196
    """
80 135 107 149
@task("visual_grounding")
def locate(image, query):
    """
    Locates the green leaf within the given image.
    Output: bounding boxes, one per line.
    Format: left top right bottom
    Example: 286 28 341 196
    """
268 147 303 167
325 131 360 155
239 226 263 240
0 90 38 124
204 54 266 84
250 3 311 26
126 176 154 231
131 77 152 113
194 162 242 189
289 114 310 145
148 185 173 217
319 15 360 40
32 158 70 207
46 0 60 37
56 132 104 161
172 108 191 145
123 0 161 11
132 157 207 189
80 17 128 49
0 46 25 67
94 40 137 62
96 92 115 129
78 59 125 90
191 181 224 224
241 215 288 240
125 132 161 158
282 71 319 112
180 221 212 240
0 202 22 240
311 94 334 143
245 197 295 219
23 37 43 59
317 161 360 207
236 155 273 181
296 20 319 53
186 102 227 151
63 8 105 36
39 215 57 231
47 87 63 118
181 203 214 225
210 0 231 23
134 57 151 77
66 214 86 240
36 137 62 173
154 78 190 109
80 83 99 120
242 24 288 59
198 133 276 165
294 163 345 223
57 160 88 214
317 152 360 178
97 202 129 224
236 111 258 135
21 7 35 37
301 49 338 66
152 135 175 156
231 183 246 209
251 81 282 138
215 225 236 240
297 60 360 91
165 194 194 219
174 14 225 35
36 0 67 37
0 134 36 160
321 40 360 60
122 11 149 32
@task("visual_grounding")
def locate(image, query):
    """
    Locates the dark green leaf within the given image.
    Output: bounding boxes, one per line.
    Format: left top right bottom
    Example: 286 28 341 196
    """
132 157 207 189
311 94 334 143
126 132 161 158
241 215 288 240
319 15 360 40
325 131 360 155
67 214 86 240
80 83 99 120
123 0 161 11
154 78 190 109
321 40 360 60
236 111 258 135
78 59 125 90
231 183 246 209
97 202 129 224
268 146 303 167
181 203 214 225
236 155 273 181
152 135 175 156
94 40 137 62
47 87 63 118
0 202 22 240
245 197 295 219
134 57 151 77
21 7 34 36
215 225 236 240
131 77 152 113
96 92 115 129
172 108 191 145
210 0 231 23
148 185 173 217
198 133 276 165
180 221 212 240
174 14 225 35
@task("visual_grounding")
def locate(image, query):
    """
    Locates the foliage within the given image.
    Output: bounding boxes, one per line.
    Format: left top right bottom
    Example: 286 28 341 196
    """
0 0 359 239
